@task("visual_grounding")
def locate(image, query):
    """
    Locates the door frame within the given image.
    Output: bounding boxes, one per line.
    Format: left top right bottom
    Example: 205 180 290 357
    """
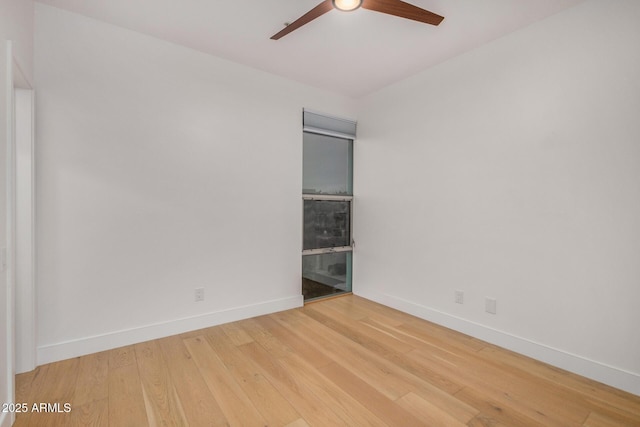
4 41 36 427
14 79 36 374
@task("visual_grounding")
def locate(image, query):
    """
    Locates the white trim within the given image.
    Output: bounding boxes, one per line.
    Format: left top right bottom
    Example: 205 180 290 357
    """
0 411 11 427
355 289 640 397
4 41 16 427
15 88 36 374
11 56 31 90
302 194 353 201
302 246 353 256
37 295 303 365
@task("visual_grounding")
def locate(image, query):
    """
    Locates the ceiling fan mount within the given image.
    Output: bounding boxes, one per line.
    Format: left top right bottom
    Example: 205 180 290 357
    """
331 0 363 12
271 0 444 40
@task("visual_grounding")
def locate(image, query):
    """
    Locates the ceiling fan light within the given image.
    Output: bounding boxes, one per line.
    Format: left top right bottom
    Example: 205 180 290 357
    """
332 0 363 12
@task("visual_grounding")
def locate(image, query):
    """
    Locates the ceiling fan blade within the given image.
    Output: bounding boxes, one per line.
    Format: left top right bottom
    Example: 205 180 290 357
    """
361 0 444 26
271 0 334 40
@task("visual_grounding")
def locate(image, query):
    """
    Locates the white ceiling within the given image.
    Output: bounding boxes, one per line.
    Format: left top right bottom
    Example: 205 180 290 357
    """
36 0 585 98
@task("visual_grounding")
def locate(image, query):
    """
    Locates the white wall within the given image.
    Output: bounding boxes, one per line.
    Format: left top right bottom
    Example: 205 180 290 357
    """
34 4 356 364
0 1 34 426
355 0 640 395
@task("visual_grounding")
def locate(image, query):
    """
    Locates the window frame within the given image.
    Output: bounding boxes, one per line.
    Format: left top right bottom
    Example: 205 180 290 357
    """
301 111 355 257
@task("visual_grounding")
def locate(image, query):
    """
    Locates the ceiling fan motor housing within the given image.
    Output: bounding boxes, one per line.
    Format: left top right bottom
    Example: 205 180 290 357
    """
332 0 363 12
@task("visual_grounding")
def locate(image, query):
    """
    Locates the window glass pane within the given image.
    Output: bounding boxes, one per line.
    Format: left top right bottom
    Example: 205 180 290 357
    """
302 251 352 300
303 132 353 195
303 200 350 250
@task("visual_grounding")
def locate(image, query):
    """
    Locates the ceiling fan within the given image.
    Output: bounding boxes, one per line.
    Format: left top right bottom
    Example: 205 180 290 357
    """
271 0 444 40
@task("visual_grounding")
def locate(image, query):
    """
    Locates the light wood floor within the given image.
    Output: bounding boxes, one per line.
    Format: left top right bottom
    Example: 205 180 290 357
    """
15 295 640 426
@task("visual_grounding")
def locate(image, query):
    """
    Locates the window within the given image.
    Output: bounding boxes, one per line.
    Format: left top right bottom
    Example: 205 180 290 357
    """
303 132 353 195
302 110 356 301
303 199 351 251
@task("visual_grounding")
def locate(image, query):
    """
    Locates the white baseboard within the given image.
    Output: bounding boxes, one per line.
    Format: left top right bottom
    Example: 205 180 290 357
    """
37 295 303 366
355 289 640 397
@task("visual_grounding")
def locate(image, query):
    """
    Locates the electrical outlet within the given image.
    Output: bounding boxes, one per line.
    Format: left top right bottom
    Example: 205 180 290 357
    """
455 290 464 304
195 288 205 302
486 297 497 314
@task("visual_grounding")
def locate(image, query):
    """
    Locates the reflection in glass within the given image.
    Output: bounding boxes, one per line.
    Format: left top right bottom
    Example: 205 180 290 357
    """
303 200 350 251
302 251 352 300
303 133 353 195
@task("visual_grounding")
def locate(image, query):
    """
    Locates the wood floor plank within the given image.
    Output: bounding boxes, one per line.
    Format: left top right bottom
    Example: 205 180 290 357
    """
72 351 109 407
283 306 474 421
158 335 229 426
362 315 462 353
582 410 633 427
454 386 548 427
13 364 50 427
109 345 137 369
275 308 413 400
277 352 389 427
251 314 334 368
305 302 416 354
461 349 604 425
315 294 369 320
411 346 589 427
284 418 311 427
400 318 488 353
581 399 640 426
478 345 640 422
205 328 301 426
357 316 471 394
319 361 425 427
467 413 513 427
183 335 267 426
238 340 352 426
399 370 478 423
69 398 108 427
304 302 482 408
220 321 254 346
134 340 188 426
27 357 79 427
15 367 38 402
396 391 468 426
108 354 149 427
342 295 413 326
239 316 294 359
